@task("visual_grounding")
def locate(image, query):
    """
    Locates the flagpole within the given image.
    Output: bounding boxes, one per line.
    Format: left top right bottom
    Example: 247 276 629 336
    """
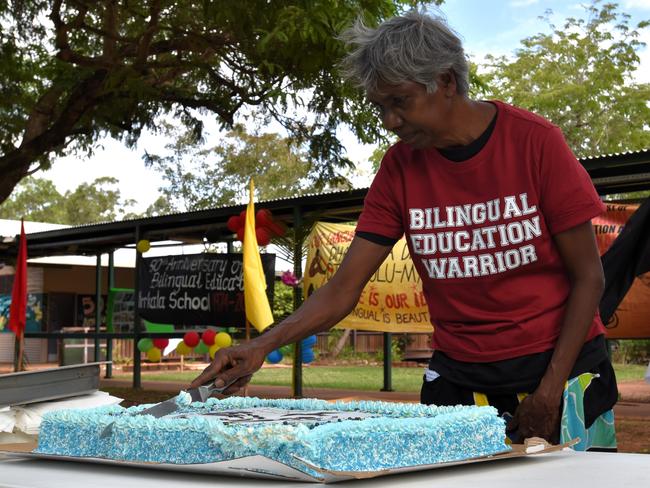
13 330 25 372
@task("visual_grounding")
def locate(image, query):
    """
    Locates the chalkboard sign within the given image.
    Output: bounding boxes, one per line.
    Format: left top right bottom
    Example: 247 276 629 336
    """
138 253 275 326
106 288 135 333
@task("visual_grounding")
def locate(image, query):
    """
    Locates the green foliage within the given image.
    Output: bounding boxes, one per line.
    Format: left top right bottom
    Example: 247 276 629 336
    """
144 124 351 211
0 175 135 224
273 281 295 322
612 340 650 365
0 0 433 204
483 1 650 157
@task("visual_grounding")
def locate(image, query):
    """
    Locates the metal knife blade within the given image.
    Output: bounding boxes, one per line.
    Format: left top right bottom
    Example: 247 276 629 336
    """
100 378 238 438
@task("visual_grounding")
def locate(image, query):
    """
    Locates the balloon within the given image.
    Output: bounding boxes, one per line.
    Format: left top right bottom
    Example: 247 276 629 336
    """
183 331 200 347
176 342 192 356
215 332 232 348
256 209 273 227
227 215 242 233
301 335 317 347
301 348 315 364
136 239 151 253
236 227 244 242
255 227 271 246
137 338 153 352
201 329 217 346
266 349 283 364
147 347 162 362
209 343 220 359
152 338 169 350
195 340 209 354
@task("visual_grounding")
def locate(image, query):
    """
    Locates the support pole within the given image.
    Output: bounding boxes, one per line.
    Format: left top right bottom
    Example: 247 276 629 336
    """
291 205 304 398
105 251 115 378
94 254 102 363
133 227 143 389
381 332 394 392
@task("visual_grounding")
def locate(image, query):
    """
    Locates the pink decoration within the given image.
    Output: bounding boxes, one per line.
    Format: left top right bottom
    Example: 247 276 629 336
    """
281 271 300 287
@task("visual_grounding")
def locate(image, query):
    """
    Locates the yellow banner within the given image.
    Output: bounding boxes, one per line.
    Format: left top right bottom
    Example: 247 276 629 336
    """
303 222 431 333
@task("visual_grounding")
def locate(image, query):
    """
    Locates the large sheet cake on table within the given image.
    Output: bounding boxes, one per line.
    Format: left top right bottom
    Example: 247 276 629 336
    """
35 395 510 477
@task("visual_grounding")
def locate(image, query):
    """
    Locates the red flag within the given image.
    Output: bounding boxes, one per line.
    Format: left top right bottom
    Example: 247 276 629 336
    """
8 219 27 337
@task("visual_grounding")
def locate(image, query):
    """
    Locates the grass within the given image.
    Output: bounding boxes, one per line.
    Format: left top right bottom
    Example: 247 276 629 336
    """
113 361 647 392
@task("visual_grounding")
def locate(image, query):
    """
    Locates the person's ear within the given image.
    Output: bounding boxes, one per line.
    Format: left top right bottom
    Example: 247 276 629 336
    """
439 71 457 97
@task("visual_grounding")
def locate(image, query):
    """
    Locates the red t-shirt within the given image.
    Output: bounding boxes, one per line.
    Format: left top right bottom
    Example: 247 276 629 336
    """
356 101 606 362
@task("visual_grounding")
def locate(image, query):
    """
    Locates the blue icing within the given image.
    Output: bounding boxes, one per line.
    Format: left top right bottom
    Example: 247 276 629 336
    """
35 397 509 473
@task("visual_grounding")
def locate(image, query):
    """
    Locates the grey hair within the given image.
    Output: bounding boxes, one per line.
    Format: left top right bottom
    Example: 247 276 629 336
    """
339 11 469 96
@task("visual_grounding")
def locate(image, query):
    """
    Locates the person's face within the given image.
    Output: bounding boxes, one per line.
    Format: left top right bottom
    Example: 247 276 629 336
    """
367 77 454 150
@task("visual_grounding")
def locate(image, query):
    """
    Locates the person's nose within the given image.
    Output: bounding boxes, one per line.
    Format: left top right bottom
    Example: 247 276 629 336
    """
382 108 403 132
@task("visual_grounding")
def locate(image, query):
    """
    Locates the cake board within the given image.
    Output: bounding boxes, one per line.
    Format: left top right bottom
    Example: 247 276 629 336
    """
0 438 578 484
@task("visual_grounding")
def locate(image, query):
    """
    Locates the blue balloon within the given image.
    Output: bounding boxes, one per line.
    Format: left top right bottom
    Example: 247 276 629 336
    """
301 348 315 364
266 349 283 364
301 335 317 347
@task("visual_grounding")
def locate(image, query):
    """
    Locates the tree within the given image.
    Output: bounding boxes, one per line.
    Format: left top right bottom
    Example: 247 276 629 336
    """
0 177 66 222
0 0 433 205
483 1 650 157
145 124 352 211
0 175 135 224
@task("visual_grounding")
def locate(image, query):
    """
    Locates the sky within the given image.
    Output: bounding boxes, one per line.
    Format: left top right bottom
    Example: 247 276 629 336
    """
37 0 650 214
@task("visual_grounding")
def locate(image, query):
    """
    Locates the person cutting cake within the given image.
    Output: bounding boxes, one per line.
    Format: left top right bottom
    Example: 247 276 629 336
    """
191 11 618 451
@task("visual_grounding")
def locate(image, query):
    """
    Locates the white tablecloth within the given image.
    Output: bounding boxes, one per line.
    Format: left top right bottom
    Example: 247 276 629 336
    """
0 450 648 487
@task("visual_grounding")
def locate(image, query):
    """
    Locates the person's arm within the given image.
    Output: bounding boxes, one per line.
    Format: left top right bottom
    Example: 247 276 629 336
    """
189 236 393 393
509 221 605 442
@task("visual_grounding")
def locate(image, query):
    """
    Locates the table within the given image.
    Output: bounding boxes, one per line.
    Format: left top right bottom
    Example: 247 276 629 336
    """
1 450 648 487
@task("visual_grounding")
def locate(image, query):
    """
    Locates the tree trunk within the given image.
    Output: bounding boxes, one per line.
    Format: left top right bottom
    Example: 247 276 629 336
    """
328 329 351 359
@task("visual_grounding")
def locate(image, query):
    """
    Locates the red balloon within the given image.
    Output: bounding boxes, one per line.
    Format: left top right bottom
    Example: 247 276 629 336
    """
152 338 169 350
236 227 245 242
227 215 242 233
256 209 273 227
256 227 271 246
265 219 286 237
202 329 217 346
183 331 200 348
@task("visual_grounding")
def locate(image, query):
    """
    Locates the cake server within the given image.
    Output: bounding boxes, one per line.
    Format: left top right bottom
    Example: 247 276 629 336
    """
100 379 237 438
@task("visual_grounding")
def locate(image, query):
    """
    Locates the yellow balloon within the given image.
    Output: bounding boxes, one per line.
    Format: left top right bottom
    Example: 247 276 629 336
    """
215 332 232 348
176 342 192 356
136 239 151 253
147 347 162 362
209 343 220 359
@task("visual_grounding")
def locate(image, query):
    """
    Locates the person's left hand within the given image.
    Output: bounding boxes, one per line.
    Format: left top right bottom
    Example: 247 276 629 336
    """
507 390 562 443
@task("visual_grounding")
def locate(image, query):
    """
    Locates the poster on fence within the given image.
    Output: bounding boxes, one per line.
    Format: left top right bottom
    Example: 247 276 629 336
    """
593 202 649 339
303 222 431 333
138 253 275 327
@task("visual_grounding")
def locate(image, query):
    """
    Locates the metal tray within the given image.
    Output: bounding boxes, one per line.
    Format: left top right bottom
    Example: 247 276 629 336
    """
0 362 106 407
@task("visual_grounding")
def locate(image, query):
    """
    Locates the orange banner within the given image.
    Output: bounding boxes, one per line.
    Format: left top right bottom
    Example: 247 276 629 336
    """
593 203 649 339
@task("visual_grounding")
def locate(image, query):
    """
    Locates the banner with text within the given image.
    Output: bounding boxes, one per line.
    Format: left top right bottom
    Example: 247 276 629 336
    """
138 253 275 327
305 204 649 337
303 222 431 333
593 203 649 339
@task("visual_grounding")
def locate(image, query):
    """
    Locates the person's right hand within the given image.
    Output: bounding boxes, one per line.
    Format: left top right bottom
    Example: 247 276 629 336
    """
189 341 268 395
